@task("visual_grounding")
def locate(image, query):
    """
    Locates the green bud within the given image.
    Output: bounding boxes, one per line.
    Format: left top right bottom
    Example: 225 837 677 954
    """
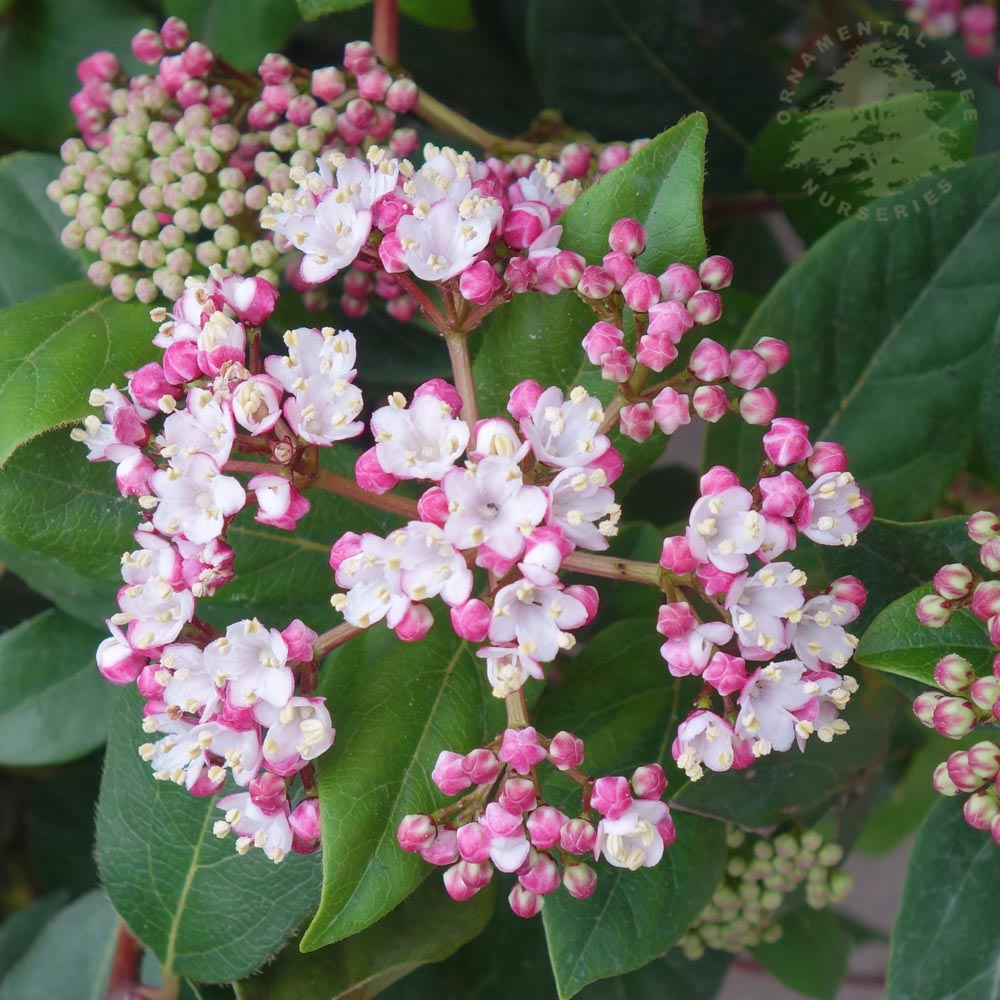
257 268 279 287
110 273 136 302
196 241 223 267
800 830 824 853
102 205 126 231
139 185 164 211
726 857 747 879
818 843 844 867
160 224 185 250
59 194 80 217
60 221 85 250
249 240 277 268
166 247 193 276
210 124 240 153
135 277 158 304
218 167 246 190
116 240 140 267
132 209 161 238
87 260 113 286
84 226 109 253
244 184 269 212
218 189 245 217
753 840 774 861
60 138 85 164
174 206 201 233
108 179 137 205
225 245 251 274
214 224 239 251
200 203 225 230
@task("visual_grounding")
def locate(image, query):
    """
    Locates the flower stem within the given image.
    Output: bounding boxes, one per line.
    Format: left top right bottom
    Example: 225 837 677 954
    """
445 334 479 429
104 922 144 1000
313 622 364 658
393 272 449 333
505 688 531 728
562 551 665 587
312 467 419 519
414 89 532 154
223 459 287 477
371 0 399 63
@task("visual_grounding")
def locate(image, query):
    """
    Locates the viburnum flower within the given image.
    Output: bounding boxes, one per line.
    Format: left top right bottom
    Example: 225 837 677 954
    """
517 385 610 468
686 486 764 573
735 660 815 755
203 619 295 708
594 799 675 870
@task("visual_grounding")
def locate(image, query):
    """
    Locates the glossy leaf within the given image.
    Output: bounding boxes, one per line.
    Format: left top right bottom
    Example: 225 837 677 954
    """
238 879 496 1000
857 586 992 686
0 609 116 765
888 798 1000 999
0 891 117 999
0 153 83 307
0 282 154 468
751 906 850 1000
705 154 1000 520
97 688 321 982
533 621 727 996
302 625 503 950
0 894 67 981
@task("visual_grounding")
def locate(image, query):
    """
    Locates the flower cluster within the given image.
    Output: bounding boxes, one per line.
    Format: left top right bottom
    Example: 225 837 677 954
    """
901 0 998 61
913 510 1000 843
398 731 673 918
679 827 853 958
74 271 366 861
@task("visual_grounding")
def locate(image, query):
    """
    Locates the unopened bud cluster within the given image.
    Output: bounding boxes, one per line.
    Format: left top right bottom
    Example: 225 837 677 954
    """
679 826 852 958
901 1 999 65
398 734 674 918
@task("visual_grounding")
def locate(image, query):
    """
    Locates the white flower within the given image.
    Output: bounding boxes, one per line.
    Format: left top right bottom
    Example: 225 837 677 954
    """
594 800 673 870
686 486 764 573
371 391 469 481
726 562 807 660
735 660 814 755
547 465 619 550
519 386 610 469
203 619 295 709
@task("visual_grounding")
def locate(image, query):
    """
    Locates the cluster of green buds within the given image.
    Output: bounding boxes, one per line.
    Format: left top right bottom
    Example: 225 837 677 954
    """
679 827 853 958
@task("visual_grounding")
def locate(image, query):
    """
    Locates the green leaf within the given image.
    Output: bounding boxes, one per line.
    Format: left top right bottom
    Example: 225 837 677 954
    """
750 906 850 1000
238 878 496 1000
533 621 727 996
0 153 83 307
888 798 1000 999
575 948 731 1000
0 282 155 469
0 894 68 981
857 586 992 686
0 609 116 765
753 90 977 242
400 0 472 29
97 687 321 982
705 155 1000 520
0 0 152 148
978 326 1000 486
302 624 503 950
296 0 370 19
0 890 117 999
166 0 301 70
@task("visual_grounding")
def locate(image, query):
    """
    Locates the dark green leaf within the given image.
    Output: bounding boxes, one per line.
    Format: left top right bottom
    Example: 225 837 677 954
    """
0 282 155 468
296 0 369 20
97 687 321 982
239 878 496 1000
166 0 301 70
0 894 68 981
302 624 503 950
753 90 977 242
978 325 1000 486
888 798 1000 999
751 906 849 1000
857 586 992 686
0 153 83 307
0 609 116 765
0 891 117 999
576 948 731 1000
0 0 151 148
705 155 1000 520
400 0 472 29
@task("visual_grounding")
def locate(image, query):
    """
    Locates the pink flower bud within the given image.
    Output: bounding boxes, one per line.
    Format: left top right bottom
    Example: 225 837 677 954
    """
600 345 635 383
608 219 646 257
658 263 700 302
965 789 999 830
598 143 629 173
728 349 768 390
947 750 985 792
934 564 974 600
162 340 201 385
443 863 481 901
590 775 633 820
249 474 310 531
548 730 585 771
563 862 598 899
650 386 692 436
559 142 591 178
687 290 723 325
972 581 1000 620
508 884 543 918
357 64 392 101
355 446 400 495
762 417 812 467
692 385 729 423
131 29 164 64
970 676 1000 712
457 859 494 889
560 817 597 855
397 813 437 852
689 338 730 381
913 690 947 727
620 402 654 442
504 256 535 293
759 471 806 518
602 250 637 287
181 41 213 77
550 251 586 290
329 531 362 572
578 266 616 300
734 386 776 426
631 763 666 800
249 772 288 816
962 3 997 35
344 40 377 74
703 651 748 697
582 321 624 365
344 98 375 131
500 728 547 775
621 272 660 313
932 760 959 795
823 579 865 615
311 67 346 103
969 511 1000 544
508 379 543 420
457 261 500 305
636 331 678 372
449 599 491 642
519 851 560 895
77 51 119 84
395 603 433 643
115 451 156 497
385 77 419 113
527 806 568 848
247 100 278 130
934 697 978 739
934 654 975 693
420 826 459 866
696 560 739 597
160 16 189 50
504 203 548 250
656 602 696 639
916 593 954 628
414 378 463 416
136 663 164 700
463 747 501 785
804 441 848 477
565 584 599 626
647 300 694 343
981 538 1000 573
660 535 699 574
588 446 624 484
969 741 1000 780
281 619 318 663
498 778 537 815
288 798 321 854
457 822 492 863
96 627 147 685
698 255 733 290
432 750 472 796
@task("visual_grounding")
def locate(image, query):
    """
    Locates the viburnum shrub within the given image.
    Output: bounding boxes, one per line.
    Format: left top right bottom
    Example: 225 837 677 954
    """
2 2 1000 999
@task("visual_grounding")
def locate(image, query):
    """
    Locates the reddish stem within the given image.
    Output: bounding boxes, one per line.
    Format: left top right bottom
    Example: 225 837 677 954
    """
104 923 144 1000
393 272 449 333
313 467 419 519
371 0 399 63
